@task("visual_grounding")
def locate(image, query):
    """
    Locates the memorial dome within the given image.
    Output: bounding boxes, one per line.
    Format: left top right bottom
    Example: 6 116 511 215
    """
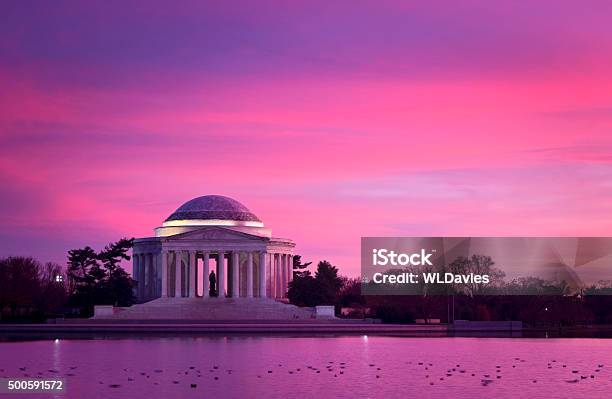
165 195 261 223
156 195 267 236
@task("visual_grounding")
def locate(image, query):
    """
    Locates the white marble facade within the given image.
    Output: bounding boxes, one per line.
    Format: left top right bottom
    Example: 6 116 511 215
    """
131 196 294 302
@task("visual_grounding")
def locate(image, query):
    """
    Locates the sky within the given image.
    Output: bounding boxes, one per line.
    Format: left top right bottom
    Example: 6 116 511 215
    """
1 0 612 277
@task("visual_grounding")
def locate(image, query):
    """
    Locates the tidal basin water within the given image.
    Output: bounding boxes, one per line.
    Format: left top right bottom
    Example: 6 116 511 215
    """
1 336 611 398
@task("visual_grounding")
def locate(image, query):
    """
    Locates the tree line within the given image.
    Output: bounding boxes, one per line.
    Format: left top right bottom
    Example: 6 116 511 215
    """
0 238 135 320
288 254 612 326
3 245 612 326
0 257 67 321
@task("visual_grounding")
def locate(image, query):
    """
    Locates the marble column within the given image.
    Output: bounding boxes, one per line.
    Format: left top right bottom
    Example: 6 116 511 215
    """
155 253 160 297
133 253 141 301
259 252 266 298
270 253 275 298
202 252 210 298
288 255 293 284
147 254 152 297
217 251 225 297
279 254 284 298
175 251 182 298
151 254 158 299
276 254 281 299
280 254 287 298
188 250 197 298
231 251 240 297
147 253 155 299
161 251 168 298
274 254 281 298
183 255 189 297
143 254 148 300
266 252 273 298
132 253 138 299
144 254 149 298
246 251 254 298
139 254 146 301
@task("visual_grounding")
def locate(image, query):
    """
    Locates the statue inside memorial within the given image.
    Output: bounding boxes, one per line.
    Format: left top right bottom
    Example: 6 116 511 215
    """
209 270 217 297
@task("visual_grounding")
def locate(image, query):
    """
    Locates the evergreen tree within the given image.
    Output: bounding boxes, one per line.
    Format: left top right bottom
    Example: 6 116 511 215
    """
66 238 135 314
287 274 319 307
98 238 135 306
67 246 99 293
67 246 100 313
314 260 343 305
288 259 343 308
292 255 312 278
287 255 316 306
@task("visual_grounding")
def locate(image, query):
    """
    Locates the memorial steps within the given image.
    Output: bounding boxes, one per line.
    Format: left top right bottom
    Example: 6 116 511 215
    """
94 297 316 320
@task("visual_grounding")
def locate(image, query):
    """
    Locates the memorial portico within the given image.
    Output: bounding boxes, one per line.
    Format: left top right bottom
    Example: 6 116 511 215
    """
132 195 295 303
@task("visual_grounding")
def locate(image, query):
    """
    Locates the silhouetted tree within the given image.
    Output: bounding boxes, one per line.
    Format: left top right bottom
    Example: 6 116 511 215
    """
287 274 319 306
292 255 312 279
66 238 135 315
338 278 366 307
0 257 67 321
447 255 505 297
67 246 98 295
0 257 40 318
314 260 343 305
35 262 68 318
289 260 344 307
99 238 135 306
584 281 612 324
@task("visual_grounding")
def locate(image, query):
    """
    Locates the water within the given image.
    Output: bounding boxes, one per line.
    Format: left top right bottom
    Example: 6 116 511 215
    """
1 336 611 398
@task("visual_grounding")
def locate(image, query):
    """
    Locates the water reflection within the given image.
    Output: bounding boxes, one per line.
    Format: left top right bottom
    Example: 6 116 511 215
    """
1 336 611 398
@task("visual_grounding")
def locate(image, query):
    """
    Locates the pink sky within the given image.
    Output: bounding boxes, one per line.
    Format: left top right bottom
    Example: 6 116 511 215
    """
1 1 612 276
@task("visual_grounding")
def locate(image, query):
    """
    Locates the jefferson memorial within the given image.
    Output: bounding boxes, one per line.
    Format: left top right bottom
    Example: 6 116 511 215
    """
98 195 314 320
133 195 294 301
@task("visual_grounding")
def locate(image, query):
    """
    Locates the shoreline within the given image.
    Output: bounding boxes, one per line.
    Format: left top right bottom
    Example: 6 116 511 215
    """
0 321 448 334
2 321 612 338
